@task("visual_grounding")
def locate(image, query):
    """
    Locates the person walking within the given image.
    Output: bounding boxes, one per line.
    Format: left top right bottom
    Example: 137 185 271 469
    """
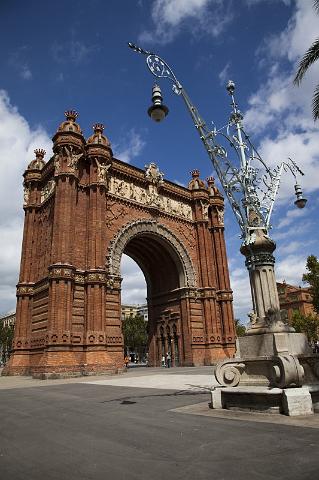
124 355 130 369
166 352 171 368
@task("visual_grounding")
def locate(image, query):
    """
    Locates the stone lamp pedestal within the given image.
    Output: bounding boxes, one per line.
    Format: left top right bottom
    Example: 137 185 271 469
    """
213 229 319 415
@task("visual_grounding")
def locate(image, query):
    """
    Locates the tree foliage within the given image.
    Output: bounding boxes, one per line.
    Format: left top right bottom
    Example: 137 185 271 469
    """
234 319 246 337
0 323 14 364
122 314 148 356
291 311 319 343
294 0 319 120
302 254 319 314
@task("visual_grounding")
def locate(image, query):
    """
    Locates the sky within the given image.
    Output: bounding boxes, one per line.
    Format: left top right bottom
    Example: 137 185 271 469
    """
0 0 318 322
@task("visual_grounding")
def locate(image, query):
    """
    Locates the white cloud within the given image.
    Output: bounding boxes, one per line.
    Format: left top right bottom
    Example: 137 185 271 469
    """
8 47 33 81
280 239 314 255
20 65 32 80
139 0 233 45
0 90 52 314
229 265 252 323
275 253 307 285
243 1 319 207
218 62 231 86
245 0 291 6
113 128 146 163
272 220 312 241
51 40 95 65
121 255 147 304
277 207 307 229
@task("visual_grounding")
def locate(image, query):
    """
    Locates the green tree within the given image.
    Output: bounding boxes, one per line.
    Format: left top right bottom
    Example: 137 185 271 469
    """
122 314 148 361
302 254 319 314
291 311 319 343
234 319 246 337
0 323 14 364
294 0 319 120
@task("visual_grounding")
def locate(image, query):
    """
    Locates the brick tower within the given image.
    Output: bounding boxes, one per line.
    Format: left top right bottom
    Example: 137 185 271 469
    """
3 112 236 378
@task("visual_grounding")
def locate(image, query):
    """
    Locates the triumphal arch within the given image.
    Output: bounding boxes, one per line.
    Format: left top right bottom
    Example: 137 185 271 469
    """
4 111 235 377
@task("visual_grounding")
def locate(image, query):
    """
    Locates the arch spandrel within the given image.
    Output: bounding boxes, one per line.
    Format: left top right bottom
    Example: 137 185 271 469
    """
107 219 196 289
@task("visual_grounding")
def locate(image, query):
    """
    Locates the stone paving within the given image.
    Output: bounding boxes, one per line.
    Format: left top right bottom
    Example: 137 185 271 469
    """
0 365 216 391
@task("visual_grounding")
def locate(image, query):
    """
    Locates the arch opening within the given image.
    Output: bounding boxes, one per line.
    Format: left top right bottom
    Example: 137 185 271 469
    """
112 221 195 367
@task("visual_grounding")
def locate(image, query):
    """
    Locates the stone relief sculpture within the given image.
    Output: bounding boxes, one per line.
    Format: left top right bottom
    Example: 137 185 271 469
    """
41 179 55 203
95 157 111 184
200 200 209 220
64 145 83 170
23 186 30 206
216 206 224 225
145 162 164 185
108 172 192 220
109 177 193 220
53 150 61 174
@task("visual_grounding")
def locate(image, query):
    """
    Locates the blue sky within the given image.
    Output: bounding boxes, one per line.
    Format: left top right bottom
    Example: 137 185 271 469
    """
0 0 318 321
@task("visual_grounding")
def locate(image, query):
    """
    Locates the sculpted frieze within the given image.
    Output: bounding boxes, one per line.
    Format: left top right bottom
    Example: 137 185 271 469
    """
23 185 31 206
41 179 55 203
216 206 224 226
108 176 192 220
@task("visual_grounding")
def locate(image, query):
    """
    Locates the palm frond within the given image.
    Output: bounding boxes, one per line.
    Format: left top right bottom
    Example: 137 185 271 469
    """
312 84 319 120
294 37 319 85
314 0 319 14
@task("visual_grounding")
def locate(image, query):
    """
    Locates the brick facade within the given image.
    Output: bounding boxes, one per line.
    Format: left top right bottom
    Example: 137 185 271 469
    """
3 112 235 378
277 281 317 320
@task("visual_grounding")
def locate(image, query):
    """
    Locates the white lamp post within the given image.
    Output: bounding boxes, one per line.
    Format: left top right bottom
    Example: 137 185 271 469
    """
128 43 319 396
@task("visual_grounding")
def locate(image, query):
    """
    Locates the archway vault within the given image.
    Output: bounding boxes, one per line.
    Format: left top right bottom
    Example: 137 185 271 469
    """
107 219 197 290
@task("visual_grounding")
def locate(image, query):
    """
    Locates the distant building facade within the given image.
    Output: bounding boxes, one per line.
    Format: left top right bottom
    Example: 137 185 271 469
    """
277 281 316 320
0 312 15 328
121 304 148 322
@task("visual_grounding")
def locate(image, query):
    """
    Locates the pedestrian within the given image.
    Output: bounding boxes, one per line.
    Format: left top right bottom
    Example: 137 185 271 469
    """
166 352 171 368
162 355 166 367
124 356 129 368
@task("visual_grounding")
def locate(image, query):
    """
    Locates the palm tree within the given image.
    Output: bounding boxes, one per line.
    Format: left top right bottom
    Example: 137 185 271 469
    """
294 0 319 120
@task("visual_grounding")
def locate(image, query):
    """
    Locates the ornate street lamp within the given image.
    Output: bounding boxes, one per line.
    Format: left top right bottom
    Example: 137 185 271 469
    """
128 43 318 396
148 84 169 122
128 42 307 336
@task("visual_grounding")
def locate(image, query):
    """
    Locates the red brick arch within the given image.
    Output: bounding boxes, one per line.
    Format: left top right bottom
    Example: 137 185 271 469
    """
4 114 236 378
107 219 196 288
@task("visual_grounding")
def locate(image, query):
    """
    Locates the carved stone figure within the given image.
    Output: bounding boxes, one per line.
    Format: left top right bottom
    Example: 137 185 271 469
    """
216 206 224 225
247 311 257 326
53 150 61 173
145 162 164 185
95 157 111 184
41 179 55 203
23 186 30 206
200 200 209 220
64 145 83 170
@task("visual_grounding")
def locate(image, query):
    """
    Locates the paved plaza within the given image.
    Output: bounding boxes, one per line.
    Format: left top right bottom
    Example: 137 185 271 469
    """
1 366 319 480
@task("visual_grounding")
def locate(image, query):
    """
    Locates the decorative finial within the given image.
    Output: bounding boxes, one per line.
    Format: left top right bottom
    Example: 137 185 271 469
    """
191 169 200 177
226 80 235 95
64 110 78 122
207 176 215 185
34 149 46 159
93 123 104 133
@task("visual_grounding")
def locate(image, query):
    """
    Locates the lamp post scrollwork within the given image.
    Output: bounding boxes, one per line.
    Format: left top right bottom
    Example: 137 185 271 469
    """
128 42 307 336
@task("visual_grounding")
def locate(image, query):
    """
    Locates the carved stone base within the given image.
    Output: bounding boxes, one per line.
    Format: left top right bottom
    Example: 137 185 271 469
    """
210 385 318 416
245 309 295 335
214 332 319 391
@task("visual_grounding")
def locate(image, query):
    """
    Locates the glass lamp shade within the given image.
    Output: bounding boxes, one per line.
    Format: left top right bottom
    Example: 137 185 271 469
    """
147 104 169 123
294 197 307 209
294 184 307 209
